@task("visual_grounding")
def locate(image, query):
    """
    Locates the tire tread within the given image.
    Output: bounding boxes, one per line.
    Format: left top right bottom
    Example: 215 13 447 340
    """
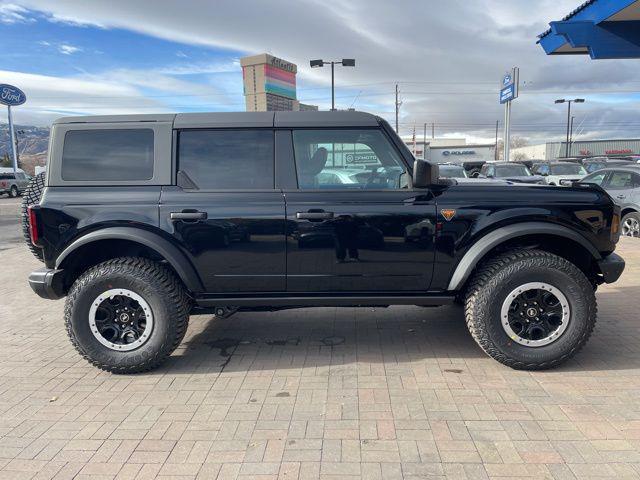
20 172 46 261
464 249 597 370
64 257 190 374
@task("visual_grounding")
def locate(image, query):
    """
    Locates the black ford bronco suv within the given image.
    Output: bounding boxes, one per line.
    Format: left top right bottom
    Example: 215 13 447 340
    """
25 111 625 373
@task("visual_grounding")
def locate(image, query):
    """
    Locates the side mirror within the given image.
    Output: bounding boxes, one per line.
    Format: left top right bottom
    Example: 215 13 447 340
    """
412 159 439 188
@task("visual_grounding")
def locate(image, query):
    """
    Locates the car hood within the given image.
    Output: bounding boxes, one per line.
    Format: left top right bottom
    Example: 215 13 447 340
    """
500 175 543 184
548 174 584 181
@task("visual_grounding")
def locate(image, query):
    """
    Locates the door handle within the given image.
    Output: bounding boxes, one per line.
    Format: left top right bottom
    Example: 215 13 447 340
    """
296 211 334 220
170 211 208 221
616 195 626 199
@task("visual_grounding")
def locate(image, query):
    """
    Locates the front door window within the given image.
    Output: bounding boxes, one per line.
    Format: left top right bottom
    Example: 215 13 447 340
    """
292 129 408 190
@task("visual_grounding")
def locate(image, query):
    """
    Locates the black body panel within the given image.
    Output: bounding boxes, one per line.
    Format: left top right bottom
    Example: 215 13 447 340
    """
284 190 436 292
159 187 286 292
37 186 162 268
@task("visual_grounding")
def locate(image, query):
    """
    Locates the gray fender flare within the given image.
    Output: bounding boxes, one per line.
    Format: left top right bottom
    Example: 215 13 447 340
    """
447 222 601 291
56 227 204 293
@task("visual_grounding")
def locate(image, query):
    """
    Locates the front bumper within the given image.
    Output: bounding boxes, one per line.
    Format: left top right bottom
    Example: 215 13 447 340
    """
28 268 65 300
597 253 625 284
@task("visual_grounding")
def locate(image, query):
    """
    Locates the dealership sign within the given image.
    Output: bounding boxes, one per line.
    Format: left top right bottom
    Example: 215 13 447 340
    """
499 70 518 104
0 84 26 106
606 149 634 154
442 150 476 156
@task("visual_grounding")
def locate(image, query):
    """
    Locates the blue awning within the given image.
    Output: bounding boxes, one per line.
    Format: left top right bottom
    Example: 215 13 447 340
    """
538 0 640 59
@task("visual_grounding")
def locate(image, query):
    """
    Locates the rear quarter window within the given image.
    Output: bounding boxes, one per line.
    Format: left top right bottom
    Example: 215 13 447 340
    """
61 129 154 181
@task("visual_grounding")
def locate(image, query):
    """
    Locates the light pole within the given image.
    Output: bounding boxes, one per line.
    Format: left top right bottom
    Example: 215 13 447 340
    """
310 59 355 111
569 116 574 157
15 129 24 165
555 98 584 157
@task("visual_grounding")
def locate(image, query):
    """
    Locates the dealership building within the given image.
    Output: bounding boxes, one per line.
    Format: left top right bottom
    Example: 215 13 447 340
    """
402 139 497 163
511 138 640 160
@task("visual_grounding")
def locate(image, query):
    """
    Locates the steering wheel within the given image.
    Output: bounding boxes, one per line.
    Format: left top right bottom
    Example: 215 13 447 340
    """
364 169 385 189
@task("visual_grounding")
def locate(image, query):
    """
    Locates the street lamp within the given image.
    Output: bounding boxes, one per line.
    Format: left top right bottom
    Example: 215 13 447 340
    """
555 98 585 157
310 59 356 110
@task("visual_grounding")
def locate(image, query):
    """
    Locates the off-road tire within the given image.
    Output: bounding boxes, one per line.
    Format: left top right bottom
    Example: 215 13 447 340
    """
65 257 190 373
464 249 596 370
20 172 46 261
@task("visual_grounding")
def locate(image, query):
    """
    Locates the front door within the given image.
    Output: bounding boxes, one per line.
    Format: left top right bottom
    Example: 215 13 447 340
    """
281 128 437 292
160 128 286 293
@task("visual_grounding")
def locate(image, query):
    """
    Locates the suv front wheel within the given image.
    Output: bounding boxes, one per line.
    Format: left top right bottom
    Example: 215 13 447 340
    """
464 249 596 370
65 257 190 373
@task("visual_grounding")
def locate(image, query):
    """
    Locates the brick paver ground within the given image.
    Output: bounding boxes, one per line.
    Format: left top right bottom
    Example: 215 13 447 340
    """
0 238 639 479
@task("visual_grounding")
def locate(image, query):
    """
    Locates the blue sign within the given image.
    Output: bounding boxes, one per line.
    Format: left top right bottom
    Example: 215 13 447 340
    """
0 84 26 106
502 73 512 86
500 84 515 104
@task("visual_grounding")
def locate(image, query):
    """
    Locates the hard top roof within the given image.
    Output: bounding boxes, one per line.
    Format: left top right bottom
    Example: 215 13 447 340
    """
53 111 381 128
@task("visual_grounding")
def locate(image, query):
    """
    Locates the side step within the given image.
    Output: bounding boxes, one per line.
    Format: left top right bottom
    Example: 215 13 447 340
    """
195 294 456 308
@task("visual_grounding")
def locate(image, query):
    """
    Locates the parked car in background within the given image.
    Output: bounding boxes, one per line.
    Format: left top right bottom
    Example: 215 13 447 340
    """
516 159 546 171
619 155 640 163
582 157 635 174
579 165 640 237
438 163 468 179
461 160 486 178
479 162 545 184
531 161 587 186
0 168 30 197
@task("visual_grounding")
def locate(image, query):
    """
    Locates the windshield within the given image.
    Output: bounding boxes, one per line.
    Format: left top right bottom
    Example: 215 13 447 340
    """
495 165 530 177
439 165 467 178
550 164 586 175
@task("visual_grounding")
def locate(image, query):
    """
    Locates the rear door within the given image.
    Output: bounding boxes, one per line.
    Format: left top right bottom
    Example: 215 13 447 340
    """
277 128 437 292
604 170 635 205
160 128 286 293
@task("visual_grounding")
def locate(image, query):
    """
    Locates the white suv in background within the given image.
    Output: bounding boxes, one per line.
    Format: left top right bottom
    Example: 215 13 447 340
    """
531 161 587 186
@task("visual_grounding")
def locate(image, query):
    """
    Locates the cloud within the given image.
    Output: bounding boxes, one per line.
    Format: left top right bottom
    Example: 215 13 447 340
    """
58 43 81 55
38 40 83 55
0 59 244 126
0 3 34 24
0 69 167 125
9 0 640 142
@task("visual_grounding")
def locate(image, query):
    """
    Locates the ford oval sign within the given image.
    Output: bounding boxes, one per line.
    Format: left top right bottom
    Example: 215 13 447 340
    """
0 84 26 106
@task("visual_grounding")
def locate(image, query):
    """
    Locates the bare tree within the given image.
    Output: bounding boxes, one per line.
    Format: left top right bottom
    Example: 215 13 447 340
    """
496 137 530 160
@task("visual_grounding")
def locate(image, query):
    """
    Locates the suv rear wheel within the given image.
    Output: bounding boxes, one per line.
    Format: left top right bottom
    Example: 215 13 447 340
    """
65 257 190 373
464 249 596 370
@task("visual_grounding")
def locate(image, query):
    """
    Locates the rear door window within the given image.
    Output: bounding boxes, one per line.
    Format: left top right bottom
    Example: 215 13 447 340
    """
607 171 634 189
61 129 154 181
178 129 274 189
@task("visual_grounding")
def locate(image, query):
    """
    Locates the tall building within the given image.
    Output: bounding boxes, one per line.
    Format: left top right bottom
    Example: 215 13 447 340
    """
240 53 317 112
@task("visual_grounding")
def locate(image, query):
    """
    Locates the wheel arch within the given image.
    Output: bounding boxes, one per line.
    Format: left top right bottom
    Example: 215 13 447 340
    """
621 207 638 217
56 227 204 294
447 222 601 291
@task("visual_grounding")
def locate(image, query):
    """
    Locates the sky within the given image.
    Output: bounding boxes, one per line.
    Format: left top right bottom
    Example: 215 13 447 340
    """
1 0 640 144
